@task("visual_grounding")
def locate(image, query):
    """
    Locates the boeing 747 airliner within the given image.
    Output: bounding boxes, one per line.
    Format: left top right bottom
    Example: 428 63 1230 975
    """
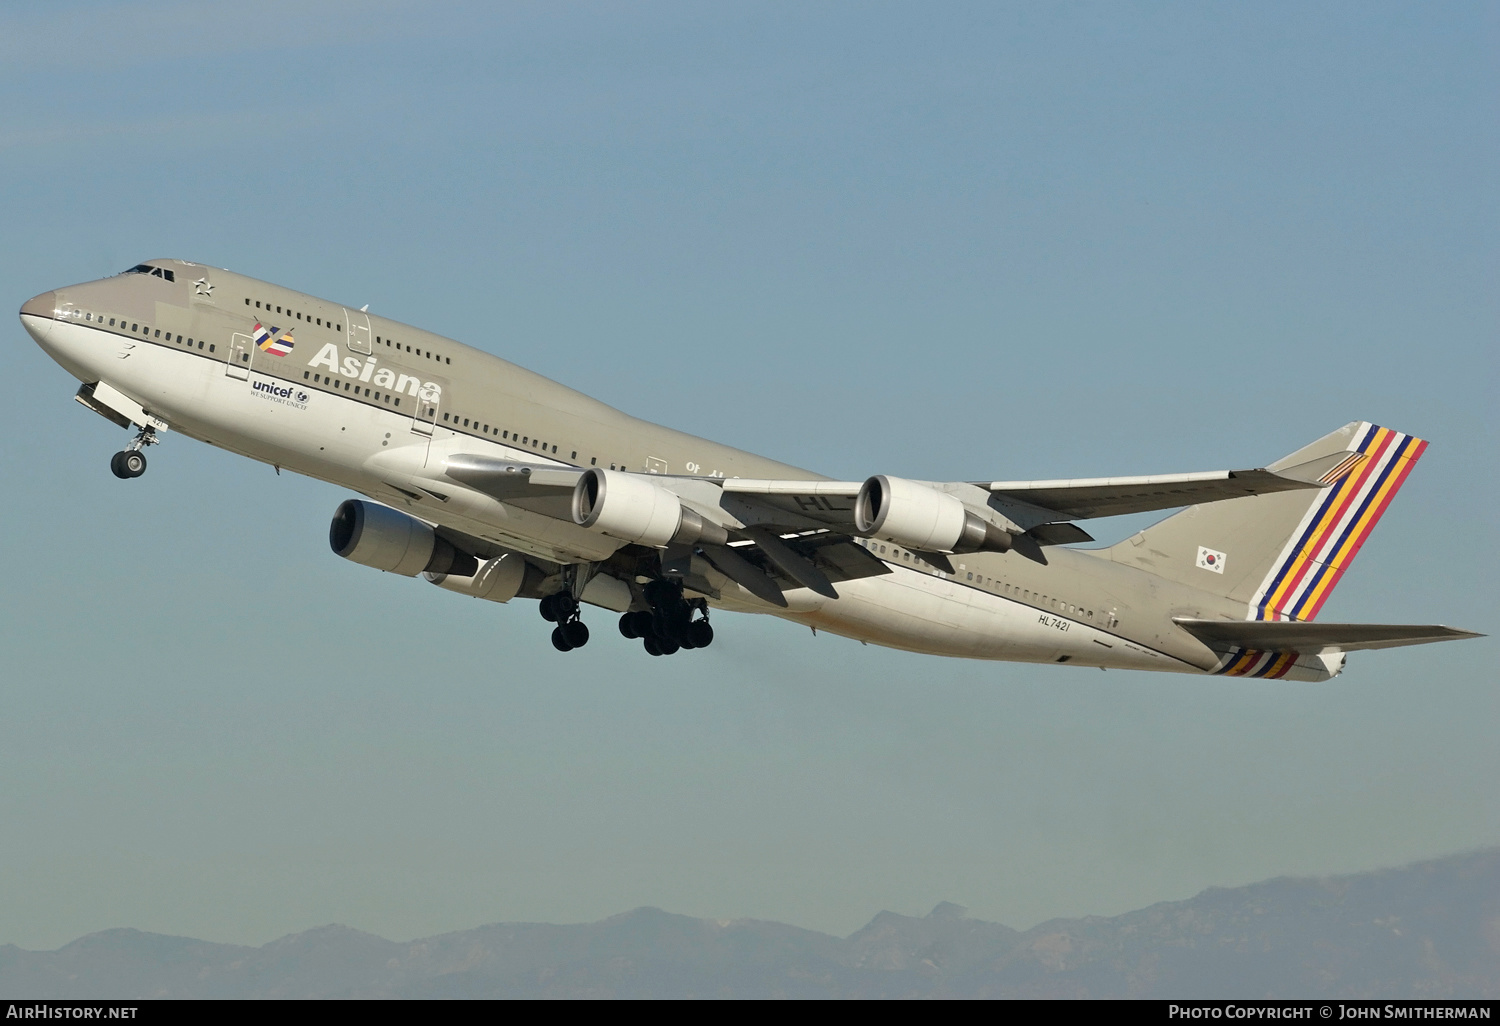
19 261 1479 676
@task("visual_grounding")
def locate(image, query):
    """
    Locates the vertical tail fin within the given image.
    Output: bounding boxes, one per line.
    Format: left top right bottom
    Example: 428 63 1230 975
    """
1250 424 1427 621
1105 423 1428 622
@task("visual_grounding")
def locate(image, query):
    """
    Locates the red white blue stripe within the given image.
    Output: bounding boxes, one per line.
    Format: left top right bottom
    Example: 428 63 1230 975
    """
1213 423 1426 678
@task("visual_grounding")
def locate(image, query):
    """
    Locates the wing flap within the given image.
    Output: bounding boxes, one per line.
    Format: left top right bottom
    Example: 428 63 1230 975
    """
698 543 788 607
796 535 892 583
1174 617 1483 653
741 526 839 598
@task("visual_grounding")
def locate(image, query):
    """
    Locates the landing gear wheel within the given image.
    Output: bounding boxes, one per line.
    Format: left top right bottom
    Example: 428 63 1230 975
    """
562 620 590 649
643 636 663 656
628 611 654 638
110 450 146 479
551 625 574 652
652 610 681 645
637 578 716 656
540 594 560 622
688 620 714 649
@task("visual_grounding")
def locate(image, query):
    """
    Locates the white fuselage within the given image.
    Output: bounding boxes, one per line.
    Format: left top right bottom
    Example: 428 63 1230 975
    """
22 275 1208 676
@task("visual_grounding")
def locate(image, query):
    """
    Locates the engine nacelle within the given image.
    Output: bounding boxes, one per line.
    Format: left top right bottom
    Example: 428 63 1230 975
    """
329 499 477 577
571 468 728 548
854 476 1013 554
423 550 528 603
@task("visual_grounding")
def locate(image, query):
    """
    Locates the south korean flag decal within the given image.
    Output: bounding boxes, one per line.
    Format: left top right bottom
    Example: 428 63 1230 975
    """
1196 546 1227 574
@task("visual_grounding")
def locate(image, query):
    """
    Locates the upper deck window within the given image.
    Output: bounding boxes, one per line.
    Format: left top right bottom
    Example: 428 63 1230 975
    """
125 264 175 282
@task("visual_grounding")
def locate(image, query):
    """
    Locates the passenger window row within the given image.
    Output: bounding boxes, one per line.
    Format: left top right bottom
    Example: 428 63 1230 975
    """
79 310 213 352
436 414 615 467
439 413 563 453
245 297 340 332
302 371 402 407
377 334 451 365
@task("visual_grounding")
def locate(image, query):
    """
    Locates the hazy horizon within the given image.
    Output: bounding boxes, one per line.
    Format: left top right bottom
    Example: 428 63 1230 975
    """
7 845 1498 951
6 849 1497 998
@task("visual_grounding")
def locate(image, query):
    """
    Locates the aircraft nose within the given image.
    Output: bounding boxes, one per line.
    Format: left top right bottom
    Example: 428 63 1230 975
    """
20 290 57 321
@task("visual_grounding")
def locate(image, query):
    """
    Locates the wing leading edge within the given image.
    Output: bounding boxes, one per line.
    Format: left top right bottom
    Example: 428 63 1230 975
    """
981 451 1357 522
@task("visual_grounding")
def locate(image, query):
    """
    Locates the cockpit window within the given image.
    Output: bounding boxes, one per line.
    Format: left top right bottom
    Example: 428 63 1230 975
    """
125 264 175 282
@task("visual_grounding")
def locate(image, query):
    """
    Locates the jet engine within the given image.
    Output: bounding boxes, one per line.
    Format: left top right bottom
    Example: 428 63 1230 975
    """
329 499 478 577
854 475 1014 554
424 550 528 603
571 468 729 548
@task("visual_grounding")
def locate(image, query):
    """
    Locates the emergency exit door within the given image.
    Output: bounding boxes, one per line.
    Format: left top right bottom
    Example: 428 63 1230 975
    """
345 309 372 355
412 383 440 435
227 333 252 379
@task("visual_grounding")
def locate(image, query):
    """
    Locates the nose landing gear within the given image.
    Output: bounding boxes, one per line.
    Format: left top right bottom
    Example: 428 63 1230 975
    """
618 580 713 656
110 424 159 480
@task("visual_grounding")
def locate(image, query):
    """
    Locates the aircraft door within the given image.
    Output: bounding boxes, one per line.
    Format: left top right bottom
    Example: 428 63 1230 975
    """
226 333 253 379
411 382 440 436
345 309 372 355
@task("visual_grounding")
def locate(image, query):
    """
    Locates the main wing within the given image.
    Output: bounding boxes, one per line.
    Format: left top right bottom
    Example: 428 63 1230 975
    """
426 446 1356 604
718 450 1352 538
426 444 1356 602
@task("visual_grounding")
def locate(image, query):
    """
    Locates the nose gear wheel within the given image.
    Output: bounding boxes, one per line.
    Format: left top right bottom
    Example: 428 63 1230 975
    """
110 450 147 479
109 423 159 480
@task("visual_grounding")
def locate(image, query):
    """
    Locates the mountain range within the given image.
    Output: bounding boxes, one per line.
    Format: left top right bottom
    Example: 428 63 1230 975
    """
2 849 1496 998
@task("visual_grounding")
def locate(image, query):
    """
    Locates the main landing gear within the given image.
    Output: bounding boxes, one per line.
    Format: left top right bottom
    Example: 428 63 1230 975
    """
540 590 591 652
538 574 715 657
109 424 158 480
618 579 713 657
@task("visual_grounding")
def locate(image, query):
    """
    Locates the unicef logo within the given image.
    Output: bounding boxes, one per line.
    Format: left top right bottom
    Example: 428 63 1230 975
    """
296 391 310 402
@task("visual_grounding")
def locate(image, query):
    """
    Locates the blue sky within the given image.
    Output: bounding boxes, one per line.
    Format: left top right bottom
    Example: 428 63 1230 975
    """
1 1 1495 948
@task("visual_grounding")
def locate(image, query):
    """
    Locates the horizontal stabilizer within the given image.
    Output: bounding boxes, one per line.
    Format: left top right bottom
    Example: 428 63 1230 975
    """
1174 617 1483 654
